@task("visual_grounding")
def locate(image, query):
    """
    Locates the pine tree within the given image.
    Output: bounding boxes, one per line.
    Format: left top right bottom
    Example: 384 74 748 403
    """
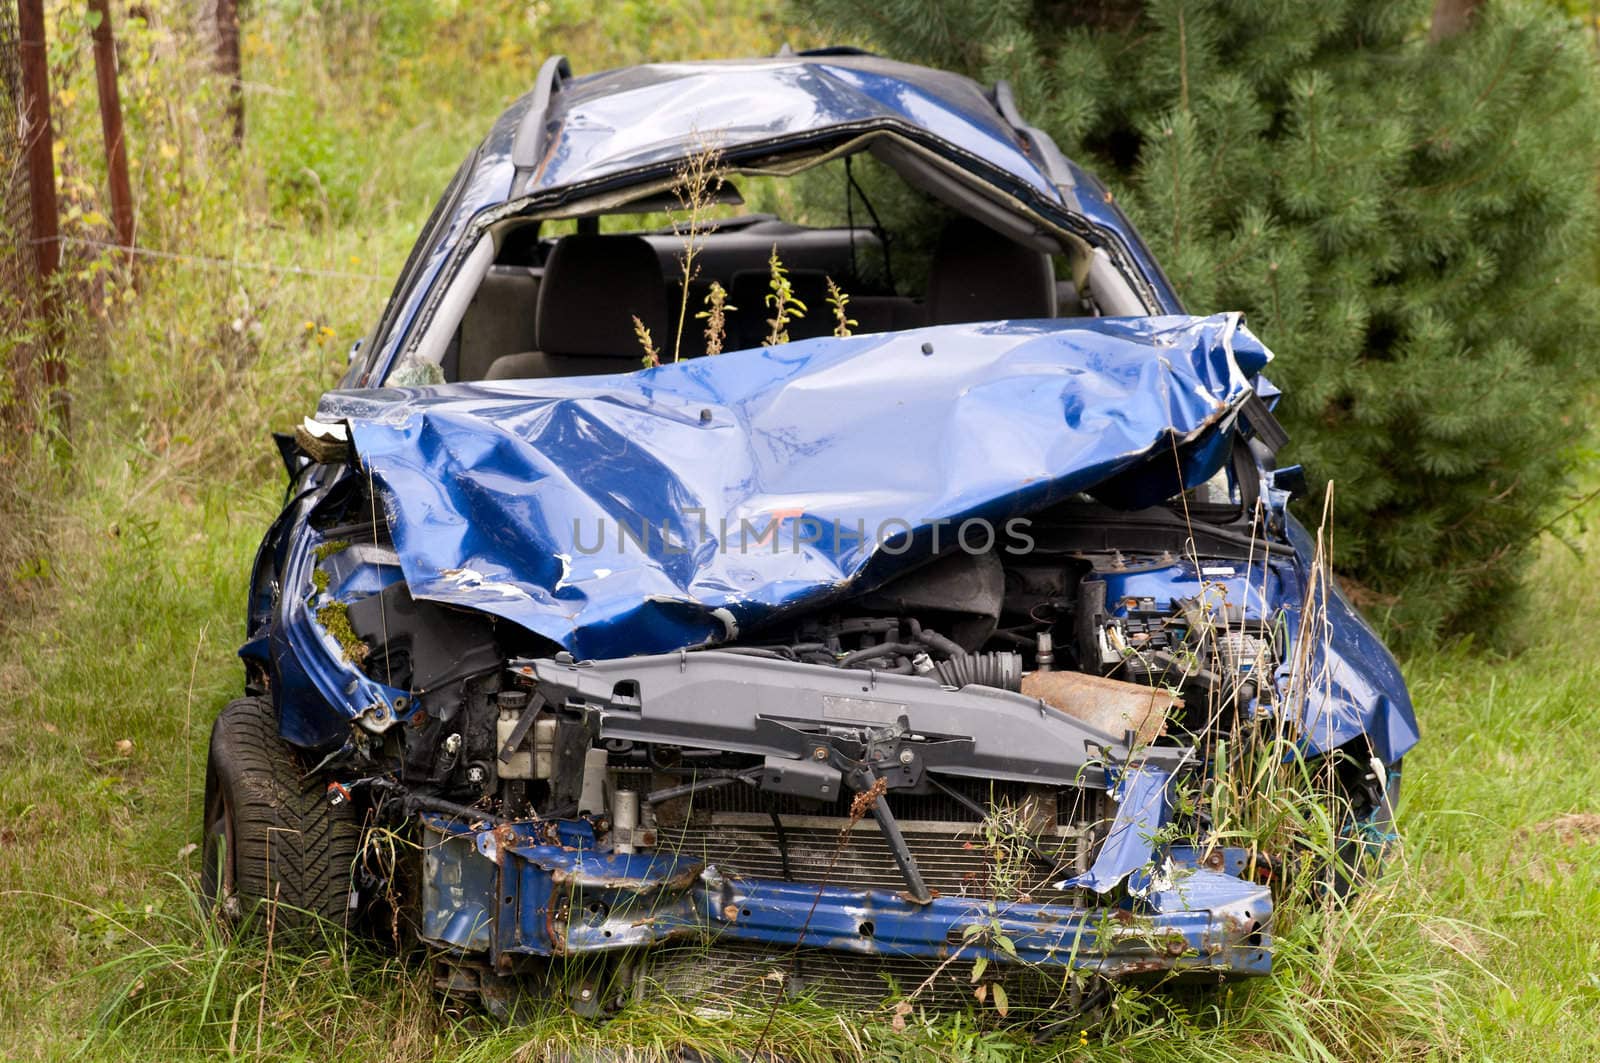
798 0 1600 640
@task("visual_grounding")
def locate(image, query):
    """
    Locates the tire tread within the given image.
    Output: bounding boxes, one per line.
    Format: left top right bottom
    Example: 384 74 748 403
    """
206 697 359 929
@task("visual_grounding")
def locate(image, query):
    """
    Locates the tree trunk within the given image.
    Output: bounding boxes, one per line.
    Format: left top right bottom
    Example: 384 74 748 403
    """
16 0 57 285
1429 0 1483 43
15 0 65 416
88 0 136 256
214 0 242 144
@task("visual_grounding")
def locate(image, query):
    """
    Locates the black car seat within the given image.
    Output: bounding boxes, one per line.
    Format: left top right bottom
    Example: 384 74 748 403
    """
484 234 669 379
725 268 837 351
925 217 1057 325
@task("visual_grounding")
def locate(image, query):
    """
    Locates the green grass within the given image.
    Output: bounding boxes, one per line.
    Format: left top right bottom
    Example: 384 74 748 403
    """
7 459 1599 1061
4 2 1600 1059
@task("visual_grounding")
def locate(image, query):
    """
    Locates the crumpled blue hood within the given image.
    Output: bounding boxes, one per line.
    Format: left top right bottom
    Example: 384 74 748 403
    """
330 314 1270 659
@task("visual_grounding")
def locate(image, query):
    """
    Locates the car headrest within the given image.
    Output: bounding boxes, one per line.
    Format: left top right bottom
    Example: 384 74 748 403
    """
926 217 1057 325
535 235 669 357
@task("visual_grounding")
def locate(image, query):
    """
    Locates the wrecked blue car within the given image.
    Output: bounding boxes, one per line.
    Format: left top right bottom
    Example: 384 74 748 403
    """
204 50 1418 1019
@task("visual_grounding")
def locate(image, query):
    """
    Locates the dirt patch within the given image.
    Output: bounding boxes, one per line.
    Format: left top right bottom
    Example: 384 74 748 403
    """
1419 918 1485 960
1336 574 1400 611
1530 813 1600 843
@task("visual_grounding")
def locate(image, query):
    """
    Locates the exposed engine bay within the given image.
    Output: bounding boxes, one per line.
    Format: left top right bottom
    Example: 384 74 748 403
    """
328 512 1287 841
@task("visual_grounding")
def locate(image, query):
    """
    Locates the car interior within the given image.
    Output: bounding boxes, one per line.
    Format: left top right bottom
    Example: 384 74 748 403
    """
435 211 1087 384
386 137 1154 387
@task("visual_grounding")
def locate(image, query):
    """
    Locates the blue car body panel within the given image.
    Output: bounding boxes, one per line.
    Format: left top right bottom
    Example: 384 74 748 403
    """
1090 546 1417 765
330 315 1266 661
419 812 1272 976
284 313 1417 764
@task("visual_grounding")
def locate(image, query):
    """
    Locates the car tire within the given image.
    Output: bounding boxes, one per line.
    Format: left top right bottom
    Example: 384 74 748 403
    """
201 696 359 931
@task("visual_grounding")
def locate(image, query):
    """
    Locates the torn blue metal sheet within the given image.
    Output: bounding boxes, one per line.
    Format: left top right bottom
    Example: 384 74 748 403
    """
417 814 1273 976
1059 762 1172 894
330 314 1269 662
267 493 412 746
1276 515 1421 765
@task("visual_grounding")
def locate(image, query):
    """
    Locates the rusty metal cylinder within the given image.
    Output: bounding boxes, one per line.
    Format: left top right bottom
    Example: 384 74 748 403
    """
612 789 640 855
1035 631 1055 672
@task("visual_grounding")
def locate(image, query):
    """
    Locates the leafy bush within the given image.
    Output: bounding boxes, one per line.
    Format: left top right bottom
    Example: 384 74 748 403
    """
797 0 1600 641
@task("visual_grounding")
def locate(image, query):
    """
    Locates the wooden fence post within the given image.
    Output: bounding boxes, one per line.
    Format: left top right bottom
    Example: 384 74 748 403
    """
15 0 63 406
215 0 242 144
88 0 134 256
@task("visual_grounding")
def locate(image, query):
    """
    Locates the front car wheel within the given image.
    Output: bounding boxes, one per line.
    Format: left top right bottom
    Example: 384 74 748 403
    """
201 696 360 931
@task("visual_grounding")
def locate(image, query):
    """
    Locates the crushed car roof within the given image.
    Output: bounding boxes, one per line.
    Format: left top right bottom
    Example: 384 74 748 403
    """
359 51 1184 383
519 55 1064 201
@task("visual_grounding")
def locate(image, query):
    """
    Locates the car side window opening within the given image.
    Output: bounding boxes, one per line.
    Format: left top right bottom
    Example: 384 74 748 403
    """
363 152 478 384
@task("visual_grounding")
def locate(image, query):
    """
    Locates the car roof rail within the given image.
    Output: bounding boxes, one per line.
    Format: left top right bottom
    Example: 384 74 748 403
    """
511 55 574 175
991 79 1079 211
